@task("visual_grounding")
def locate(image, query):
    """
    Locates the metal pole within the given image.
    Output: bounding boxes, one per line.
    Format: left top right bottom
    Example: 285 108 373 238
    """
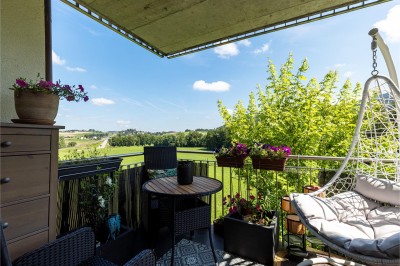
368 28 399 87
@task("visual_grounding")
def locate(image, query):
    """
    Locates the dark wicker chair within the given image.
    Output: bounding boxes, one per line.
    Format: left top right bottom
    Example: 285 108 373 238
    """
142 146 177 237
5 227 155 266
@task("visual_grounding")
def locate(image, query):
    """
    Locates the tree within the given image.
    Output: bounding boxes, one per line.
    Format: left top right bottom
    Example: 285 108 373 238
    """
204 127 230 150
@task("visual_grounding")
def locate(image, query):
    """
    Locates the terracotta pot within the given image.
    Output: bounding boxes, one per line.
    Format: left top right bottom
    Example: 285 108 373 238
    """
14 90 59 124
216 156 245 168
281 196 296 214
286 214 306 235
251 157 287 171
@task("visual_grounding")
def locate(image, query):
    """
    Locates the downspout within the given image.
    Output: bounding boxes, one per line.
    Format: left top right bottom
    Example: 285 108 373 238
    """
45 0 52 81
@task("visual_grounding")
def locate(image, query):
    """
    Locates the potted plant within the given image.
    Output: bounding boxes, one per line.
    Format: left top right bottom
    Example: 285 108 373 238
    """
249 143 291 171
9 74 89 125
223 192 279 265
214 142 248 168
79 172 121 244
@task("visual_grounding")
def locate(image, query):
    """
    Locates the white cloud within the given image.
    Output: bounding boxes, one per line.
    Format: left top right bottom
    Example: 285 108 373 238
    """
91 98 115 106
334 63 346 68
374 5 400 43
52 50 66 65
254 43 270 54
193 80 230 92
214 43 239 59
90 85 97 89
238 39 251 46
66 66 87 72
116 120 131 125
344 71 354 78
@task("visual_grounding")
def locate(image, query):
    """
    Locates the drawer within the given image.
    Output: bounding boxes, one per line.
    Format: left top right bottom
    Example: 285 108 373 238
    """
1 197 49 240
8 231 48 260
1 154 50 203
0 135 50 153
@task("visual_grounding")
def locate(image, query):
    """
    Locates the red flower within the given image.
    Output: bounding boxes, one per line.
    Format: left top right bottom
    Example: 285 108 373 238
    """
235 193 240 199
249 195 255 200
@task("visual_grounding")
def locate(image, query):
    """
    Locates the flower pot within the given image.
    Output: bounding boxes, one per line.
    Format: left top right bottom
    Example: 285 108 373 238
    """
13 90 59 125
224 211 279 265
177 160 193 185
213 219 224 237
251 157 287 171
303 185 326 198
286 214 306 235
216 156 245 168
281 196 296 214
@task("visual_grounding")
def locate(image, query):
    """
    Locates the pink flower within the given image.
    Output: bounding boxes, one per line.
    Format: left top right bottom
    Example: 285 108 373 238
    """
16 79 28 88
257 204 261 211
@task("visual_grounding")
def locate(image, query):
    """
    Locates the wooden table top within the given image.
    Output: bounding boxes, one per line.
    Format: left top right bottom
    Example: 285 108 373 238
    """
142 176 222 197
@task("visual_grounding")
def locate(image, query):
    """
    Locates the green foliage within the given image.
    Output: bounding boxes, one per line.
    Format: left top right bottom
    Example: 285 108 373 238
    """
79 172 118 240
67 141 77 147
218 53 361 204
60 148 107 164
59 136 66 148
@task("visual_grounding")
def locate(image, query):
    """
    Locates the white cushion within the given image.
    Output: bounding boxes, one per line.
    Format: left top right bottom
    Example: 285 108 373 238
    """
354 175 400 205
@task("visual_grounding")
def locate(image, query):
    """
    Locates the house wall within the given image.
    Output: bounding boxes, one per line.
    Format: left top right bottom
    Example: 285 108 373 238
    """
1 0 46 122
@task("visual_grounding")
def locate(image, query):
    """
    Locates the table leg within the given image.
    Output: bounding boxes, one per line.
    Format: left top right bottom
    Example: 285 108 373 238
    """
171 198 176 266
208 227 217 263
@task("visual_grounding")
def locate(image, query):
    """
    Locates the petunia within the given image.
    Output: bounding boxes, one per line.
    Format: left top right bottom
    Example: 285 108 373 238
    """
16 79 28 88
78 85 84 92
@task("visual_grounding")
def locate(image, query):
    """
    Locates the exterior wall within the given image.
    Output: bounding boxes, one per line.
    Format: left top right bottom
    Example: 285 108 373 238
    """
1 0 46 122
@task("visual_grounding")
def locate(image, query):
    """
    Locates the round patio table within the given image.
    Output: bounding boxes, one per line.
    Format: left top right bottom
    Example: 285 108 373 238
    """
142 175 223 266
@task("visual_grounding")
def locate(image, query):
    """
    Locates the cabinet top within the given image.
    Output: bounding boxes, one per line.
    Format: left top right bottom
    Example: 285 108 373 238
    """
0 122 65 129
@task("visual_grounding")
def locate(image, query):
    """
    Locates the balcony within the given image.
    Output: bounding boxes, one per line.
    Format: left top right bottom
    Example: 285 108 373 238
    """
56 150 345 265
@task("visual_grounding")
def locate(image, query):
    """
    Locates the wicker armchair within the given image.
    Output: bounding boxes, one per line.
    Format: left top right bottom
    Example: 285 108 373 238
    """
9 227 155 266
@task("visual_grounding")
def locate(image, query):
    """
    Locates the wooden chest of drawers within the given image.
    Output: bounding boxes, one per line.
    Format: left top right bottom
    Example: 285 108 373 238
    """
0 123 64 260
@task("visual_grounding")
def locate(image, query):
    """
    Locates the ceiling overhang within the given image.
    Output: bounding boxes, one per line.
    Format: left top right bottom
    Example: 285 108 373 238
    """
61 0 390 58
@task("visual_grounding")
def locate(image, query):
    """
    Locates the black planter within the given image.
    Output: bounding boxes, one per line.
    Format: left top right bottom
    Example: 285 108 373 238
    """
58 157 122 180
224 211 279 265
177 160 193 185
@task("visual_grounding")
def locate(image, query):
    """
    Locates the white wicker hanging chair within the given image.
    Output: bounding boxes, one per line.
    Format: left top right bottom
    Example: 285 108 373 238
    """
290 31 400 266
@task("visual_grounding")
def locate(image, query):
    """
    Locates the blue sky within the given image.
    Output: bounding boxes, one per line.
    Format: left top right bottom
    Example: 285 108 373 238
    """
52 1 400 132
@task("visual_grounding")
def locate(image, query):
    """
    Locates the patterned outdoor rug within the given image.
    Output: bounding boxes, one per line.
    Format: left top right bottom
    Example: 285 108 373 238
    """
156 238 265 266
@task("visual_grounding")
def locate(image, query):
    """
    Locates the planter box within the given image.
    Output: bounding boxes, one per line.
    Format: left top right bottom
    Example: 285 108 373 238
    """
216 156 245 168
251 157 287 171
224 211 279 265
58 157 122 180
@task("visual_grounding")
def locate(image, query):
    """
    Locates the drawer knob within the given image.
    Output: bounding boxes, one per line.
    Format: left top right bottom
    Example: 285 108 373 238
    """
1 222 9 229
1 177 11 184
1 141 12 147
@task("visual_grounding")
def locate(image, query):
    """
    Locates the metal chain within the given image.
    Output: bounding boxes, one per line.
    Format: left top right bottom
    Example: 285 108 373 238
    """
371 37 379 76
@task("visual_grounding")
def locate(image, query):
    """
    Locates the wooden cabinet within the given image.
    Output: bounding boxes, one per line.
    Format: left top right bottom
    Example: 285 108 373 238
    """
0 123 64 260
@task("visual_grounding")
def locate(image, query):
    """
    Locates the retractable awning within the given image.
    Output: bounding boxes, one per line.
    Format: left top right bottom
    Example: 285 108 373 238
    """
61 0 389 58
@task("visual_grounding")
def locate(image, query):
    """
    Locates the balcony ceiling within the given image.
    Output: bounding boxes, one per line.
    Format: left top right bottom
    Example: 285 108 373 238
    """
62 0 387 58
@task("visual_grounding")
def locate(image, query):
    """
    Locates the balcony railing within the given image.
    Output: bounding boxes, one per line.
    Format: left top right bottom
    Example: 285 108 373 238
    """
56 151 344 235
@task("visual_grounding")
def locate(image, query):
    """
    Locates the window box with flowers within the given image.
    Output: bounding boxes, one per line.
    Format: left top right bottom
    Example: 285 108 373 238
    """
9 74 89 125
223 193 279 265
214 143 248 168
249 143 291 171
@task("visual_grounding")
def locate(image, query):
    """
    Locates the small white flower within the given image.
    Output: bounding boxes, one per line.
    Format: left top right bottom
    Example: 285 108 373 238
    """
105 177 113 186
98 196 105 208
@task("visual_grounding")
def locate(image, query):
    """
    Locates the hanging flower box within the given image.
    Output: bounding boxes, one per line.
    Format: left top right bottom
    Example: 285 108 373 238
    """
251 157 287 171
216 156 245 168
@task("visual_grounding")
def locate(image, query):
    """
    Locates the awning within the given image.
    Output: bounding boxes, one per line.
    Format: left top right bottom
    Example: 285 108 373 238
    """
61 0 389 58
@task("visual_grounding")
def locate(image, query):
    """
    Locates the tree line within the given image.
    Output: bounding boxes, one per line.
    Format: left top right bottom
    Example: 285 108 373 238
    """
108 127 230 150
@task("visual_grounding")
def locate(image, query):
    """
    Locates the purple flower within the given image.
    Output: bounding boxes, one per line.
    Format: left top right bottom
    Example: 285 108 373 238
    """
16 79 28 88
78 85 84 92
84 96 89 102
66 95 75 101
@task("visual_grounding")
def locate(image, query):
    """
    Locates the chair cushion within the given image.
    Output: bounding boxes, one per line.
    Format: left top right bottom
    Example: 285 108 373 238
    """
292 191 400 259
354 175 400 205
147 168 177 179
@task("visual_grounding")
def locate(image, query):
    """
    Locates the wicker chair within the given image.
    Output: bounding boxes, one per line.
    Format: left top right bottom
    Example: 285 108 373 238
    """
6 227 155 266
142 146 177 235
290 75 400 265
